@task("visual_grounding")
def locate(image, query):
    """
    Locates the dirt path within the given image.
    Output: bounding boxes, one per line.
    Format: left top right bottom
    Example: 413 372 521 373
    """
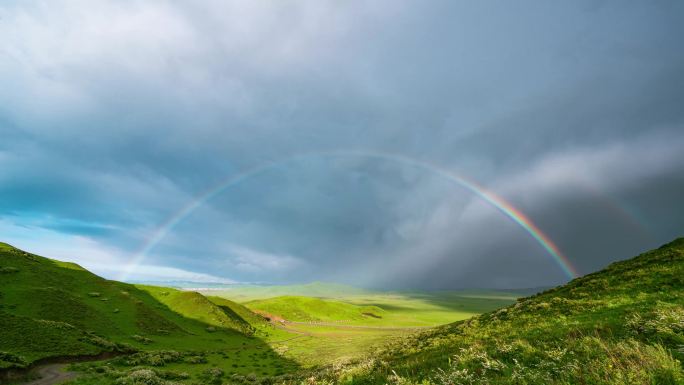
22 364 76 385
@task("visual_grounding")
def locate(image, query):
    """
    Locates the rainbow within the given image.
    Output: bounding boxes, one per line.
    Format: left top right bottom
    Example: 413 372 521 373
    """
119 151 579 281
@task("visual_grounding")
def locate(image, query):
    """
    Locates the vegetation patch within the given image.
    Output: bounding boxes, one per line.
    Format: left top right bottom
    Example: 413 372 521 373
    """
0 267 19 274
296 238 684 385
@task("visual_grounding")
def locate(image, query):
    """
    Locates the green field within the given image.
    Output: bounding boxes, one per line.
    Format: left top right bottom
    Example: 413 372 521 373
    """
206 284 521 327
0 242 300 382
203 285 519 367
205 287 517 367
305 238 684 385
0 242 514 384
2 239 683 385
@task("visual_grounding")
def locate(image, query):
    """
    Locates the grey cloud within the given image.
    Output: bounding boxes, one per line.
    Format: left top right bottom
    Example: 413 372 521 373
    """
1 1 683 287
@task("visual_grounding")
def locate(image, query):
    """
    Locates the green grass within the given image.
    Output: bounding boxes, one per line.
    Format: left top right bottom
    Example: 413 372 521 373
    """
0 242 300 383
214 286 519 328
272 324 414 367
136 285 257 335
338 292 519 327
211 285 519 368
303 238 684 385
245 296 385 324
203 282 370 302
5 238 680 385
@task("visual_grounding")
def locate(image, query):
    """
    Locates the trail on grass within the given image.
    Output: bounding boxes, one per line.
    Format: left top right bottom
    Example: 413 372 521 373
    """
22 364 76 385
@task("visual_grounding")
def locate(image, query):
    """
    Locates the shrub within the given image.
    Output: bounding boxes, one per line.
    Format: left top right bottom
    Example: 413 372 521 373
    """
117 351 184 367
115 368 182 385
131 335 153 345
0 351 28 369
183 354 207 364
198 367 224 385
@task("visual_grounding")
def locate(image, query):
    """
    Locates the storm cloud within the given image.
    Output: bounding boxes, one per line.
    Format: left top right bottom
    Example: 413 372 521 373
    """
1 1 683 288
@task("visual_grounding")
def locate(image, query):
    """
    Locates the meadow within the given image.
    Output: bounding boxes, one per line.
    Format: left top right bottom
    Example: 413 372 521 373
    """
171 286 514 370
0 242 515 384
201 286 519 366
2 239 682 385
302 238 684 385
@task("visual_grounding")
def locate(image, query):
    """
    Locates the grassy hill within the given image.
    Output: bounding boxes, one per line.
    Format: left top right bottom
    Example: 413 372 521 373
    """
136 285 258 335
205 281 371 302
4 238 683 385
245 296 385 323
0 242 289 375
311 238 684 385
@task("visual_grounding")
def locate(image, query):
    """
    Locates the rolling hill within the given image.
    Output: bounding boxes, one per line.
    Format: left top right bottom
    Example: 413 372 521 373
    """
312 238 684 385
0 242 268 371
245 296 385 323
2 238 683 385
136 285 259 335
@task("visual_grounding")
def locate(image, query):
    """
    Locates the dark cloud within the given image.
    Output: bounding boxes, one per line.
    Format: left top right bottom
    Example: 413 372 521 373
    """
1 1 683 288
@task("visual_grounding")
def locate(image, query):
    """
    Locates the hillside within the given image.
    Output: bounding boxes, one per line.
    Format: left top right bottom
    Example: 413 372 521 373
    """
137 285 258 335
245 296 385 323
312 238 684 385
0 242 269 371
204 282 371 301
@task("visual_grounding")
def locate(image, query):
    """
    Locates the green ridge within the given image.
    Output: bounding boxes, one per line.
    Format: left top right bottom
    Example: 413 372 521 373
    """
0 243 281 373
245 296 384 323
136 285 257 335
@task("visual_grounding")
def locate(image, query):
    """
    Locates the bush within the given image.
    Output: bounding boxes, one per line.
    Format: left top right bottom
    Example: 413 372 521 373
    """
0 351 28 369
198 367 224 385
117 351 184 367
115 368 182 385
183 354 207 364
131 335 154 345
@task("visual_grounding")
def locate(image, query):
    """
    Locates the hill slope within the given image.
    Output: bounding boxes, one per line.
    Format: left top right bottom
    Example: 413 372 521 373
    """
136 285 258 335
245 296 384 323
0 242 262 370
316 239 684 385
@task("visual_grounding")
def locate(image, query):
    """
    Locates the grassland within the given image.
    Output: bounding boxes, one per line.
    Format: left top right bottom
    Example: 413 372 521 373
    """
0 242 513 384
5 238 681 385
205 285 519 368
244 296 386 323
303 238 684 385
0 242 300 383
210 285 520 327
201 282 370 302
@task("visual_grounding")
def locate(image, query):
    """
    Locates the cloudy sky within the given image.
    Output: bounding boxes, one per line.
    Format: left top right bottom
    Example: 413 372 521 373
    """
1 1 683 289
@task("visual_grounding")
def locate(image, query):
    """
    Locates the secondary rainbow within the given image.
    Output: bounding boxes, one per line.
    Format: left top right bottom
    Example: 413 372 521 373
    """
119 151 579 281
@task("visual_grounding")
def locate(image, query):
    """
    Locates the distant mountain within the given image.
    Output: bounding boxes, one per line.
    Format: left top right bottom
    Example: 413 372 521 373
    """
310 238 684 384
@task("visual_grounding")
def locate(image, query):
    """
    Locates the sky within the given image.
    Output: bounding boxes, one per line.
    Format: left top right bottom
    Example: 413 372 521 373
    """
1 1 683 289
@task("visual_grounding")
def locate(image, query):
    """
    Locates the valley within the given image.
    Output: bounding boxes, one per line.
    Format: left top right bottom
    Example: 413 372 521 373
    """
2 240 682 384
0 242 517 384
